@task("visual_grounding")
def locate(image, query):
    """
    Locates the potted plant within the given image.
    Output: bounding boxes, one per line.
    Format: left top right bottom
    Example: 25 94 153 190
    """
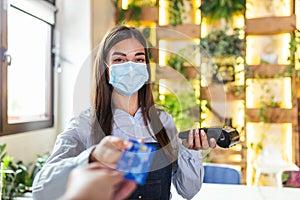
0 143 49 199
200 27 245 83
166 44 202 79
201 27 245 58
155 91 199 131
200 0 245 23
167 53 186 75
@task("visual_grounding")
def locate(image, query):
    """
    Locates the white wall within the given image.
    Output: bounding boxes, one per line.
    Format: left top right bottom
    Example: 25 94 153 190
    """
0 128 57 164
0 0 115 164
91 0 115 49
57 0 115 131
56 0 92 131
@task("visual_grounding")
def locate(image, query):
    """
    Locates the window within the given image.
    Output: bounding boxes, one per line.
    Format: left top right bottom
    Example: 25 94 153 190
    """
0 0 56 135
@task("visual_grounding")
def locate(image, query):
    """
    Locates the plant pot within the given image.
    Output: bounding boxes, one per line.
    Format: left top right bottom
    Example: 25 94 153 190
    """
212 57 236 83
213 64 235 83
185 66 199 79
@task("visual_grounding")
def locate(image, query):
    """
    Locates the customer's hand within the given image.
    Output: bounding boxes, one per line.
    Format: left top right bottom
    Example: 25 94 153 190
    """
89 135 133 168
61 162 136 200
182 129 217 150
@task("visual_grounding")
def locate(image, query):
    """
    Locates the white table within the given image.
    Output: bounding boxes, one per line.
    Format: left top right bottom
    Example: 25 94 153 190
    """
171 183 300 200
14 183 300 200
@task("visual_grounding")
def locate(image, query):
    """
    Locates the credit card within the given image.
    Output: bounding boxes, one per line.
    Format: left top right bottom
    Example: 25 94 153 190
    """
116 140 156 184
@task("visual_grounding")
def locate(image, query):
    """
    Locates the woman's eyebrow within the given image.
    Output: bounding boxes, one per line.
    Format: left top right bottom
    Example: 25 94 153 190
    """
112 51 145 56
135 52 145 56
112 52 126 56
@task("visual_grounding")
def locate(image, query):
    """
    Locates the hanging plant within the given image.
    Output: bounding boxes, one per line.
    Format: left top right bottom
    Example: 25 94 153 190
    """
200 0 246 22
167 53 186 74
168 0 185 26
288 28 300 66
200 27 245 58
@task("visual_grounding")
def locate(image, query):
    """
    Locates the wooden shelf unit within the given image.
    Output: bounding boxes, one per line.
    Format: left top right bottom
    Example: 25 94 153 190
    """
245 15 296 35
246 64 294 78
246 107 298 123
244 0 300 178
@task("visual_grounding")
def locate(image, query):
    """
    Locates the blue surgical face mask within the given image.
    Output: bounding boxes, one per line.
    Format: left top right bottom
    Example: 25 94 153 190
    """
109 61 149 96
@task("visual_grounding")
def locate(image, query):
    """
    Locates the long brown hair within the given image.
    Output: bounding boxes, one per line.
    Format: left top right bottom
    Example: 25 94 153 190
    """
91 26 175 160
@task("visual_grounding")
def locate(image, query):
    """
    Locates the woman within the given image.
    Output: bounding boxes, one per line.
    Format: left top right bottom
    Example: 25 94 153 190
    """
32 26 216 200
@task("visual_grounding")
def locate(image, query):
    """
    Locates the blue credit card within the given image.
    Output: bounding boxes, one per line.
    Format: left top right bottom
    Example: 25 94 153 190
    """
116 140 156 184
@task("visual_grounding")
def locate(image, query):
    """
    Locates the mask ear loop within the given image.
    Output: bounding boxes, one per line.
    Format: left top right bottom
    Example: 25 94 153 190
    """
103 61 110 68
103 61 111 81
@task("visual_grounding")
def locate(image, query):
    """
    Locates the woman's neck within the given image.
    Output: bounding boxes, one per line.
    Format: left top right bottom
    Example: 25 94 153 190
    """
112 91 139 116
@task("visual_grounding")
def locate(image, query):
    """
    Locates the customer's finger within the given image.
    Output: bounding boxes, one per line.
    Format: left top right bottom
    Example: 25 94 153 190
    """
104 136 133 150
113 180 137 200
92 136 133 168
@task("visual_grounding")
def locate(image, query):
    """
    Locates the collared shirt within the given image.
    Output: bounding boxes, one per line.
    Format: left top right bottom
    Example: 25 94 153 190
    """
32 108 203 200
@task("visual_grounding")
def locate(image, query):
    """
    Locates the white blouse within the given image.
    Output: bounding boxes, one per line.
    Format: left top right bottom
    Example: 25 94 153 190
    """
32 108 203 200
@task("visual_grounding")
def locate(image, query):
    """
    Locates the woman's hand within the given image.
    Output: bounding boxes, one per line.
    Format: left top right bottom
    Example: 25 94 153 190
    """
61 162 136 200
182 129 217 150
89 136 132 168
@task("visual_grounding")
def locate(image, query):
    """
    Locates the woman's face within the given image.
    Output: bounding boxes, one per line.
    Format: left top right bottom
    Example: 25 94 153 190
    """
107 38 146 66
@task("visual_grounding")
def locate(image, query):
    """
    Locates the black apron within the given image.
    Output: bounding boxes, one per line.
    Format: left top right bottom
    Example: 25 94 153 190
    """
127 143 173 200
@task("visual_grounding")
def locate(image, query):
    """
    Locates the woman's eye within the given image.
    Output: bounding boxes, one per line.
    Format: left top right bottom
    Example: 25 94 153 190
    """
113 58 125 63
136 58 145 63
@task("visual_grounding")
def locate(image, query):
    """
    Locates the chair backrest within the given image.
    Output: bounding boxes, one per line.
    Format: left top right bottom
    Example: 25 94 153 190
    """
203 163 241 184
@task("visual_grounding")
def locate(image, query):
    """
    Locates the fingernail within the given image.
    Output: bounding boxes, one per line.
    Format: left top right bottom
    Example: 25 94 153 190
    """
201 130 205 136
112 170 123 177
137 138 145 143
123 140 132 148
